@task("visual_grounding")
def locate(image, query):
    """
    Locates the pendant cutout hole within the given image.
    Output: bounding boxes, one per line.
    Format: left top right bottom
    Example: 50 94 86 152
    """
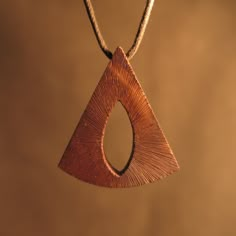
104 102 133 173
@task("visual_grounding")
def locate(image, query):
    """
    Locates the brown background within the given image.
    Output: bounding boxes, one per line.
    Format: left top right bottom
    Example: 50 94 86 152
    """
0 0 235 235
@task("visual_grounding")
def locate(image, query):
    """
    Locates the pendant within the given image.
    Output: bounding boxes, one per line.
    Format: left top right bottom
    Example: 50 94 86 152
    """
59 47 179 188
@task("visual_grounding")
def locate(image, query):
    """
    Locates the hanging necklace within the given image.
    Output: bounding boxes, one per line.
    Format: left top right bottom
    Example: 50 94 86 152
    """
58 0 179 188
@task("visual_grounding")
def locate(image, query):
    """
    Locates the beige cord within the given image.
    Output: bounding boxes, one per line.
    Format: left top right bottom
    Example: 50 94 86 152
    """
83 0 155 60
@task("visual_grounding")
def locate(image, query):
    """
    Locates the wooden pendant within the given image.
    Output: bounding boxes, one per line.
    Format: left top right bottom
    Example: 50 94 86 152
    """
59 47 179 188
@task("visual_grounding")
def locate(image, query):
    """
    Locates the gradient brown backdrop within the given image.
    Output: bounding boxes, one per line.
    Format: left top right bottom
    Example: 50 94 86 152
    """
0 0 235 235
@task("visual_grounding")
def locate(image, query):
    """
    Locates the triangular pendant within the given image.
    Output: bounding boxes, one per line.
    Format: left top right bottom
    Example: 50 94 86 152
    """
59 47 179 188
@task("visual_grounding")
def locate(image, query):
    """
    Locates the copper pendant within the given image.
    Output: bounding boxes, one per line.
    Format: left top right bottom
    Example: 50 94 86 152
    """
59 47 179 188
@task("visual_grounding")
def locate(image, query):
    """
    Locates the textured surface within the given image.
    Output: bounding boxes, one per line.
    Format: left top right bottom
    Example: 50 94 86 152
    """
0 0 235 235
59 47 179 187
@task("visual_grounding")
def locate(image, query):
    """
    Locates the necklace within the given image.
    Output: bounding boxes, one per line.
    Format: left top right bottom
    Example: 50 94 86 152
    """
58 0 179 188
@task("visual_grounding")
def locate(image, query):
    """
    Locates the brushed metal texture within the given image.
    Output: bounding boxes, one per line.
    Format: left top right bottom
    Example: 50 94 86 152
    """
59 47 179 187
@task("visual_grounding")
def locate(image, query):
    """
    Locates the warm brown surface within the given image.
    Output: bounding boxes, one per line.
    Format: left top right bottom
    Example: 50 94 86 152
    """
59 47 179 187
0 0 235 235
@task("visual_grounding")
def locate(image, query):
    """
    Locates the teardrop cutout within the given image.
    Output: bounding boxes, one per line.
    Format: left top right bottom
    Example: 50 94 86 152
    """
103 102 133 173
59 47 179 188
